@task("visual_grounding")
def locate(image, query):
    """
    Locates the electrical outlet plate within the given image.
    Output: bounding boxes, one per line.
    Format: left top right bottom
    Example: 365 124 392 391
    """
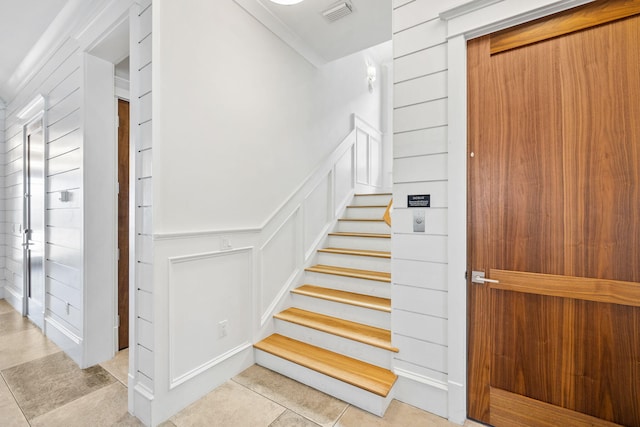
218 320 228 338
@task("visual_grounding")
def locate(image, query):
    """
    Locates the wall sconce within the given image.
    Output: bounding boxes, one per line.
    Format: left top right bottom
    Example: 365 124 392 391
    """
59 190 71 203
366 61 377 93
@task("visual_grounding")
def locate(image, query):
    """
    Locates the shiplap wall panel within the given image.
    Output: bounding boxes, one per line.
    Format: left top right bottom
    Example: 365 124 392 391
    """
394 153 448 183
2 34 83 356
393 258 447 291
394 334 447 373
138 317 153 350
47 209 81 228
139 64 152 95
392 234 448 263
394 285 448 318
47 88 81 125
48 110 81 142
48 66 81 107
47 260 80 287
394 71 447 109
137 289 153 322
133 1 155 389
392 0 451 393
394 127 448 158
139 121 152 149
394 98 447 133
393 0 440 34
394 19 447 58
47 226 81 249
48 149 80 176
395 310 448 346
47 243 81 270
48 169 81 192
139 35 152 67
394 43 447 83
47 276 81 306
48 129 81 158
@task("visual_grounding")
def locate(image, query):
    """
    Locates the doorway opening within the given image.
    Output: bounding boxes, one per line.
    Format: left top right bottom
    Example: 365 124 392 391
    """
22 111 46 330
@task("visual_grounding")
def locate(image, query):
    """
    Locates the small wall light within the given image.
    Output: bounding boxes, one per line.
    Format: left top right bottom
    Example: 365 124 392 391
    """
366 61 377 93
59 190 71 203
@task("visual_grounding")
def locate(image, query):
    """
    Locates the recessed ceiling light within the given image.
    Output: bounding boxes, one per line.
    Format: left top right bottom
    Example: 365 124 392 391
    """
269 0 305 5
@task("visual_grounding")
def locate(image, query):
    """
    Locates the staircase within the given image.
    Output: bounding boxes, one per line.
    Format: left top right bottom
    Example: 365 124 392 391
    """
254 193 396 416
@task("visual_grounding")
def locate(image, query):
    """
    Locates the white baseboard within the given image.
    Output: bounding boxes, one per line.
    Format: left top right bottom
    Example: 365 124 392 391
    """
45 316 83 366
393 370 448 419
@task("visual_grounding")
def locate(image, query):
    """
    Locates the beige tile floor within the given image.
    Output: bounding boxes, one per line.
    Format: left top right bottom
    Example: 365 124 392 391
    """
0 300 483 427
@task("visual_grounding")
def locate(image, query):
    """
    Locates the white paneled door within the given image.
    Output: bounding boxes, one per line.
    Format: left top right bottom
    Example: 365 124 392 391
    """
23 116 46 329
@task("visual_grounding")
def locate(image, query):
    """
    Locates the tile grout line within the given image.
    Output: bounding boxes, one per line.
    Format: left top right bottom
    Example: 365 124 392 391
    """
332 403 352 427
231 376 336 427
0 368 32 426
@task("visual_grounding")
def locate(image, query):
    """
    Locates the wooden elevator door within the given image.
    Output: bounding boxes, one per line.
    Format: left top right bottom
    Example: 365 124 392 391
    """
467 7 640 427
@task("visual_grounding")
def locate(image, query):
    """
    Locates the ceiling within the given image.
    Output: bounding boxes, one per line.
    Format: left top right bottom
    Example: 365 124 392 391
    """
0 0 69 104
0 0 391 104
245 0 392 64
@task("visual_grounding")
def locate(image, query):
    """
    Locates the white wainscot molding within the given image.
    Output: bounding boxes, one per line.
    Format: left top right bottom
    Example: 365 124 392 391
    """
168 248 253 389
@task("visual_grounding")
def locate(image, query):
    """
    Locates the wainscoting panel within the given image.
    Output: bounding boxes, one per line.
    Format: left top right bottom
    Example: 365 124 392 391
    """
260 211 299 321
333 145 354 214
168 248 253 387
303 175 330 257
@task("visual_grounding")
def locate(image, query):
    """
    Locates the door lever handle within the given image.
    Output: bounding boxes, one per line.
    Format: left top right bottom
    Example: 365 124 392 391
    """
471 271 499 284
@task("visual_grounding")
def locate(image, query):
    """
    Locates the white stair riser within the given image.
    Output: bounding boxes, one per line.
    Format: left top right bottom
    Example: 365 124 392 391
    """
351 195 392 207
255 350 394 417
274 319 393 369
316 252 391 273
336 220 390 234
327 236 391 252
290 292 390 329
305 271 391 298
344 207 387 219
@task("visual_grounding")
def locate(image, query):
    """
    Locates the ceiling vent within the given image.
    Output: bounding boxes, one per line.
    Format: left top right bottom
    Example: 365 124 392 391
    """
322 1 353 22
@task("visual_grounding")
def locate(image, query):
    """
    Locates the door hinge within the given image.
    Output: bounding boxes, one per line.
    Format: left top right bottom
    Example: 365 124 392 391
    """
117 315 120 327
117 182 120 194
117 248 120 261
465 271 468 280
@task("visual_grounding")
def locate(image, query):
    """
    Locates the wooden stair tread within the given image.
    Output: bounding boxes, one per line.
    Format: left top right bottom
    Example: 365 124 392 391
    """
355 193 392 196
292 285 391 312
275 307 398 352
318 247 391 258
254 334 397 397
328 232 390 239
306 265 391 282
346 205 388 208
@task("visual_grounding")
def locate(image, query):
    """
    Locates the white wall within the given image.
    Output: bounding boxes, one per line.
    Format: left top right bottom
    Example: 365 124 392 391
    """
390 0 595 424
153 1 383 233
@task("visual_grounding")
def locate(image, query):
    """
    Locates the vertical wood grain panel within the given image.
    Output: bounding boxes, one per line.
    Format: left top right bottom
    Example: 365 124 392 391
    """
469 11 640 426
559 15 640 283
